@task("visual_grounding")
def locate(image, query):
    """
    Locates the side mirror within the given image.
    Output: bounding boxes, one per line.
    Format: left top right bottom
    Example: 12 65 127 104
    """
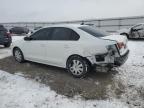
24 37 32 41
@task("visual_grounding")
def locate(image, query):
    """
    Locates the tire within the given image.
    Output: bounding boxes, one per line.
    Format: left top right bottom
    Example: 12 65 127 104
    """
13 48 25 63
66 56 91 78
4 43 11 47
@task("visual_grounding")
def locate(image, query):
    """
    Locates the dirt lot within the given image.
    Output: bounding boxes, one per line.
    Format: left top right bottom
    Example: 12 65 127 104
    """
0 56 124 99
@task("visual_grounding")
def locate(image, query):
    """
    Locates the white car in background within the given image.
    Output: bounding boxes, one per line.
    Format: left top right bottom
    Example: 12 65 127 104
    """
11 24 129 77
118 23 144 39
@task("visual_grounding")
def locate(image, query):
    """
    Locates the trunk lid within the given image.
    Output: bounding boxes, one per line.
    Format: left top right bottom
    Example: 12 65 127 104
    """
102 35 127 43
102 35 128 55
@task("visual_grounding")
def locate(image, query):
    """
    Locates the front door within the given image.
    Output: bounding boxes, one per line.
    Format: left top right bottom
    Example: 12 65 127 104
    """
23 28 52 62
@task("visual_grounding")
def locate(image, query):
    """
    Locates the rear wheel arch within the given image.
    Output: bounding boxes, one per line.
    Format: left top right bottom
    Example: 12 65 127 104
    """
66 54 92 67
66 54 91 77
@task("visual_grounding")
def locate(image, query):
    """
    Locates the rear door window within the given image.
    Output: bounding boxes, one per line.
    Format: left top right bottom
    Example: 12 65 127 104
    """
51 27 80 40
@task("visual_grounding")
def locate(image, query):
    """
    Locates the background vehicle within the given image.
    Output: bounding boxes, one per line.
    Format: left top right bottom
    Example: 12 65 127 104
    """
118 23 144 39
0 25 11 47
9 27 29 35
34 26 43 31
12 24 129 77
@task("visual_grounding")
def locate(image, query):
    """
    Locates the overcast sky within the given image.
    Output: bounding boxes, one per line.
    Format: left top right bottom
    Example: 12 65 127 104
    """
0 0 144 22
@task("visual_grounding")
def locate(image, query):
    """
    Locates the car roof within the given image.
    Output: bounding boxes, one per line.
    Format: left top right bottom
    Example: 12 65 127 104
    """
43 24 87 29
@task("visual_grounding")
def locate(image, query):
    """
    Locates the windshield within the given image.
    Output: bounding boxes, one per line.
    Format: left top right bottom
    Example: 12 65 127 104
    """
79 26 109 37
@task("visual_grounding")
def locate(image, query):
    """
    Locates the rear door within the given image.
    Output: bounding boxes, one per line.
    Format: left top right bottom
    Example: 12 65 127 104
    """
45 27 80 67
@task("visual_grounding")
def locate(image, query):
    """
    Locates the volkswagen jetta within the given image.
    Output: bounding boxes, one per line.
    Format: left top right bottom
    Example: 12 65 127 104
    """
12 24 129 77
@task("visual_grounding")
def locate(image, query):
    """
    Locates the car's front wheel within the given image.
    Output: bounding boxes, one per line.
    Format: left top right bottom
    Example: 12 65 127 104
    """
66 56 90 78
13 48 25 63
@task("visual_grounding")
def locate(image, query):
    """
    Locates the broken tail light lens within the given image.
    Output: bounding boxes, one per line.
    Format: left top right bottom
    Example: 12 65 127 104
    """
117 42 125 49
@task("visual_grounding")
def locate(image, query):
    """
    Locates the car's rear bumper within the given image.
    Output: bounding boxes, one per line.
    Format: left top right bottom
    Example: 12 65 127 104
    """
92 50 129 72
114 49 129 66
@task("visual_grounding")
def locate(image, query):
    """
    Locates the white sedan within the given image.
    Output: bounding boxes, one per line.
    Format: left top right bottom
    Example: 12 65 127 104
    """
11 24 129 77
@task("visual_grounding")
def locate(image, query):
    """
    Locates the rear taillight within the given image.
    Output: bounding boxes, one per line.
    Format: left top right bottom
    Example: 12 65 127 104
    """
117 42 125 49
4 32 11 38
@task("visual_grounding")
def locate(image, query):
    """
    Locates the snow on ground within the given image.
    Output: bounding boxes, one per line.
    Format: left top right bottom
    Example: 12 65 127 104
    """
0 47 11 59
118 41 144 86
0 70 128 108
115 40 144 107
0 36 144 108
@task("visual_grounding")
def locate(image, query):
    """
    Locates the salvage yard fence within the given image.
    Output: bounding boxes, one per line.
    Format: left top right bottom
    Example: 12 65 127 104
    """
1 15 144 32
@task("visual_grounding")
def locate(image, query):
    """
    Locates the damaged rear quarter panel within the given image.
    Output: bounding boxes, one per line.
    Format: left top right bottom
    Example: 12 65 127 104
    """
82 39 117 57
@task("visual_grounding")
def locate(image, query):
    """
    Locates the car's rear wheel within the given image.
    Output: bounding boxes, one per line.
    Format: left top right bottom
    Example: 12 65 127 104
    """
13 48 25 63
66 56 90 78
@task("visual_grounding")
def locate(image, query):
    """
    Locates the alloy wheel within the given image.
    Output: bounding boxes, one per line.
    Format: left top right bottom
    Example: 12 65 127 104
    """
69 60 84 76
14 50 22 62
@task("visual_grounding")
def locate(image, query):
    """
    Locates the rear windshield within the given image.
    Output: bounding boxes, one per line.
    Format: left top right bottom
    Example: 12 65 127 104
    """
79 26 109 37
